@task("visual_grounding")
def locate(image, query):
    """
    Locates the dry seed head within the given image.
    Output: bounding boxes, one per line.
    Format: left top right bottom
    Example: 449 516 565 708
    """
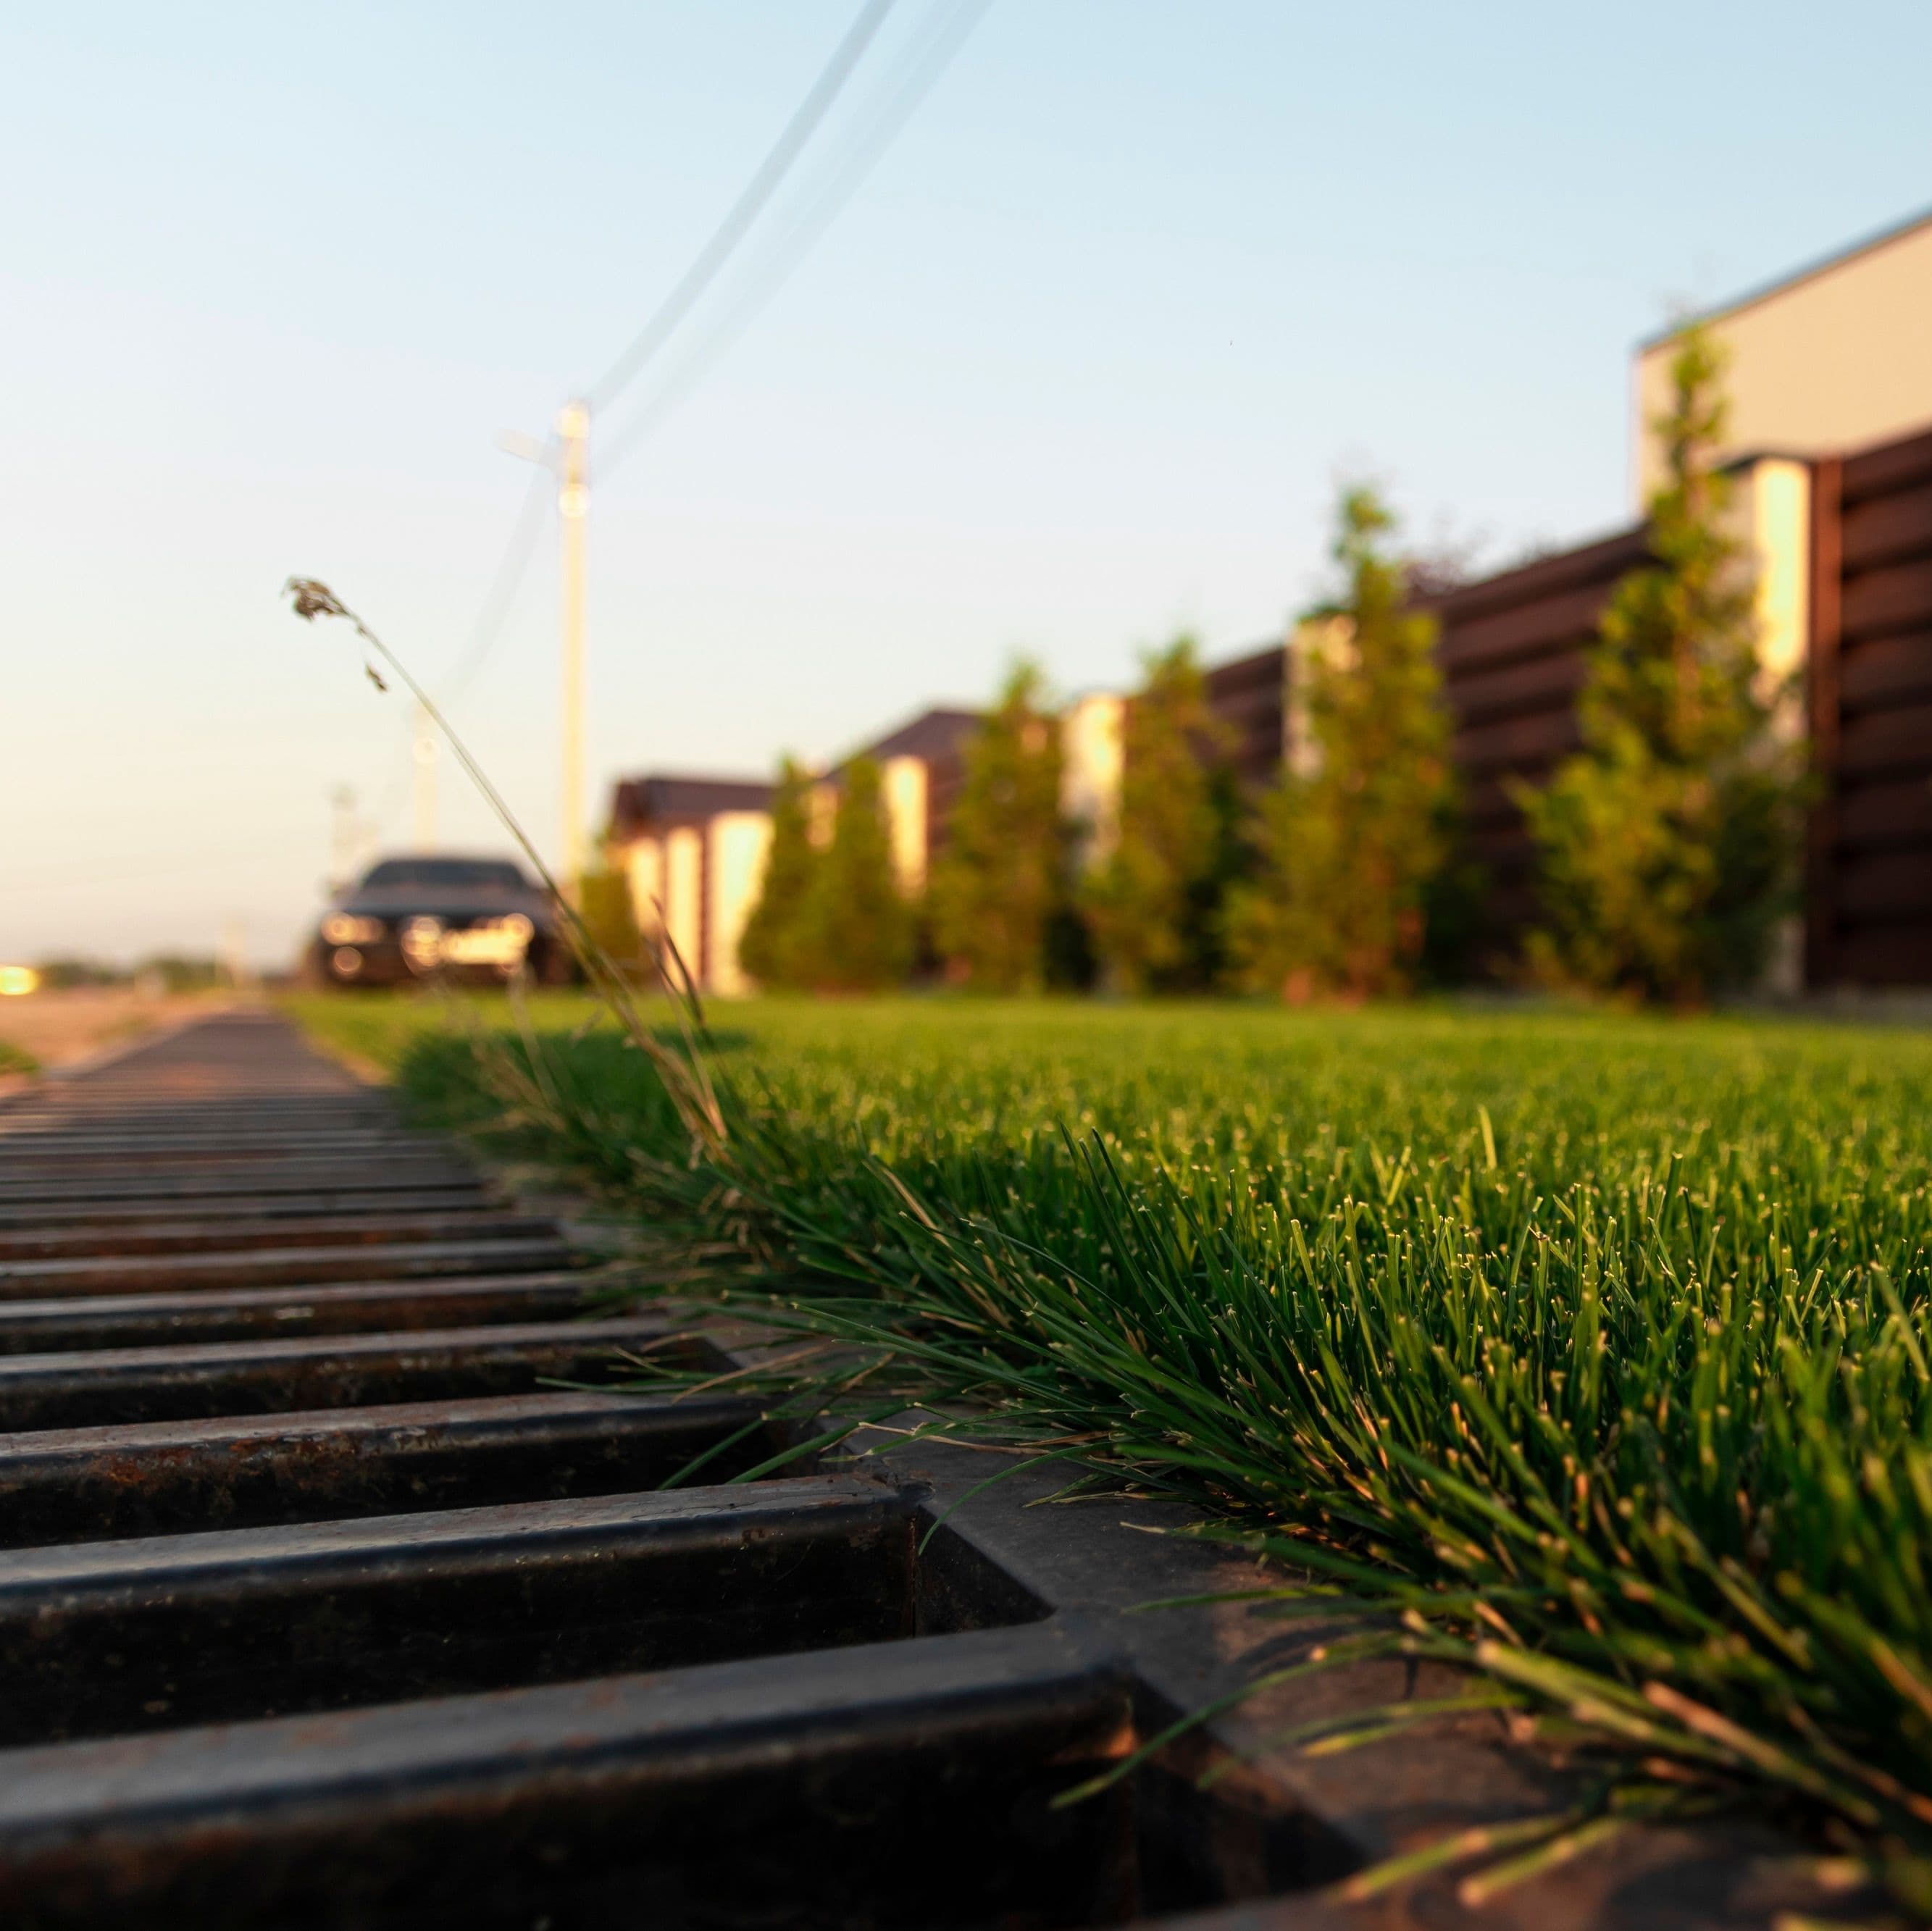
283 577 348 622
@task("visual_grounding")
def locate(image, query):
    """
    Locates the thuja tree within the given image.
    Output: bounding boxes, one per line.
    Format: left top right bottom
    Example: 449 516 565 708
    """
793 755 913 992
1226 485 1456 999
1520 327 1803 1002
738 757 818 989
930 661 1068 992
1080 635 1237 992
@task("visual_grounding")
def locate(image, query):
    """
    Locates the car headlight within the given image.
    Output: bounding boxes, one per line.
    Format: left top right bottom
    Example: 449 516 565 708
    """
499 914 534 944
322 914 384 945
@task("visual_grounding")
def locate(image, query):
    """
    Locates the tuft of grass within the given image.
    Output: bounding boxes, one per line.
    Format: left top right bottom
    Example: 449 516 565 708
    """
0 1037 39 1077
293 991 1932 1906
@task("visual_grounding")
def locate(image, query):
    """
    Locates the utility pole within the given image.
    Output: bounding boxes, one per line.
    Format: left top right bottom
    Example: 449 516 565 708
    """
411 699 438 851
556 399 590 894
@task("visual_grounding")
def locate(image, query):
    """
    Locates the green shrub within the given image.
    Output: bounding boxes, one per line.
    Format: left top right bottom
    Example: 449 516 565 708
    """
577 865 643 979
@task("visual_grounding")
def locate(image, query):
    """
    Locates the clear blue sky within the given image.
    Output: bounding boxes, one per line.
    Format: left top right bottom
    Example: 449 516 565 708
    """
4 1 1928 963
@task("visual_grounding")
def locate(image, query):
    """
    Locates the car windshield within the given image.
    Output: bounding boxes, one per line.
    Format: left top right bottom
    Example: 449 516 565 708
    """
358 859 532 892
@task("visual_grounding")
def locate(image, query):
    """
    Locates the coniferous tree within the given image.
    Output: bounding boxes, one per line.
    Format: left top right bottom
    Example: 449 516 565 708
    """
929 662 1068 992
1225 485 1456 1000
737 757 818 989
1080 636 1234 993
793 757 912 992
1519 327 1803 1002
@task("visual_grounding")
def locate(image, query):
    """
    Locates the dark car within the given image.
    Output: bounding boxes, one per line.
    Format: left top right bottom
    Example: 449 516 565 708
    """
309 854 572 989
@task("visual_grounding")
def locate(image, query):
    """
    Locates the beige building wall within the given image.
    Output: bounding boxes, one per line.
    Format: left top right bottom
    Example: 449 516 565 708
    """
1730 456 1813 997
1736 458 1811 708
623 837 665 937
663 827 704 984
706 811 772 997
1060 692 1125 869
880 756 929 894
1634 214 1932 502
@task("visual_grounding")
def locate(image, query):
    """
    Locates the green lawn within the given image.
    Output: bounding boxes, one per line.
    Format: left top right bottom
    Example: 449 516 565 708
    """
289 989 1932 1898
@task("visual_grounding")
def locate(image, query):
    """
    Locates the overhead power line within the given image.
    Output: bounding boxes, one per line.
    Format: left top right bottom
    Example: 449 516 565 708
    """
586 0 896 415
600 0 991 479
440 462 555 715
375 0 984 858
413 0 904 742
362 443 552 841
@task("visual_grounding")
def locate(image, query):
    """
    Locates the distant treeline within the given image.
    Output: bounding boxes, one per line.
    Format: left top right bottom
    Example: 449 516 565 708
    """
32 955 229 992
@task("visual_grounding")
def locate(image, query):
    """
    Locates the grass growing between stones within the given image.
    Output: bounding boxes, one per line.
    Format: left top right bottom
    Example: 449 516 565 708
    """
290 990 1932 1907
